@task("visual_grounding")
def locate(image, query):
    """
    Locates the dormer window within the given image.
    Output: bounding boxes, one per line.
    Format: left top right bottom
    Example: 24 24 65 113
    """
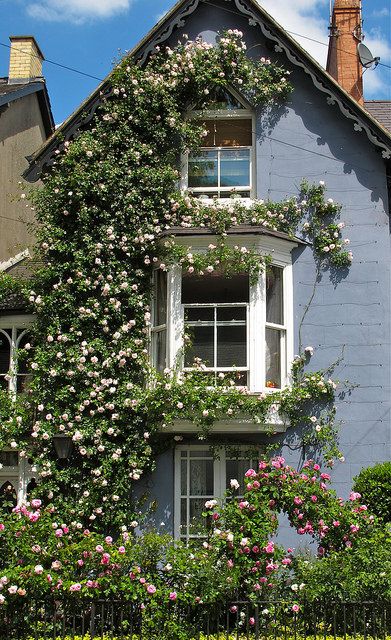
182 88 255 200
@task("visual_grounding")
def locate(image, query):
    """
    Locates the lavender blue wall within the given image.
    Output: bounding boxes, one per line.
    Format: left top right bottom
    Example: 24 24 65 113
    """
139 0 391 544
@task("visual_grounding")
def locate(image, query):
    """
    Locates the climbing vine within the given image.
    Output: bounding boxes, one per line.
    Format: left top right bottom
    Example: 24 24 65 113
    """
0 31 350 528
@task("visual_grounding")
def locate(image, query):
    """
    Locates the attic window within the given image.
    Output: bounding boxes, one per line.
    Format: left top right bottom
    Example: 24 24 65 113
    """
195 87 245 111
184 88 254 200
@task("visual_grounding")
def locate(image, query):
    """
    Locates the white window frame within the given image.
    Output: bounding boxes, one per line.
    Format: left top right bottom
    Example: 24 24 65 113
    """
155 235 295 394
181 98 256 201
0 314 35 505
174 444 259 541
0 450 34 506
0 314 34 396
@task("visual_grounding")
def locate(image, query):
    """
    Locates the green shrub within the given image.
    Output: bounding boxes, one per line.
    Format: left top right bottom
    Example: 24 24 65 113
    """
22 633 391 640
293 526 391 602
353 462 391 522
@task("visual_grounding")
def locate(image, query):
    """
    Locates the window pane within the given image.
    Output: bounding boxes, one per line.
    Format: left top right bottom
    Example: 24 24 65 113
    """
181 459 187 495
185 307 214 322
16 333 30 375
200 88 245 111
188 151 218 188
0 481 17 512
266 328 281 389
184 326 214 367
182 273 249 304
217 307 246 322
189 499 208 530
154 330 166 373
0 331 11 374
0 451 18 467
202 119 252 147
217 326 247 367
189 459 214 495
180 498 187 534
267 266 284 325
220 149 250 188
154 270 167 326
226 458 254 493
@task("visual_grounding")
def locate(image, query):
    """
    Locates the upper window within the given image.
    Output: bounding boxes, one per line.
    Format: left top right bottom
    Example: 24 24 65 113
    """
151 242 294 393
183 88 254 200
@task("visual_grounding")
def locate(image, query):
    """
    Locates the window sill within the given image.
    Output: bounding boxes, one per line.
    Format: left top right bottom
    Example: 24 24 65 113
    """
189 196 255 207
166 404 288 434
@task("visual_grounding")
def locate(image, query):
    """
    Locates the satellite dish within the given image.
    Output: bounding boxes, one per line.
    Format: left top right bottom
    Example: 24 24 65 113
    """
357 43 380 69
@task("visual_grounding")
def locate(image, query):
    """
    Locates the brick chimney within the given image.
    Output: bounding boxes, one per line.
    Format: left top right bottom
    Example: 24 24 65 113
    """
326 0 364 104
8 36 44 84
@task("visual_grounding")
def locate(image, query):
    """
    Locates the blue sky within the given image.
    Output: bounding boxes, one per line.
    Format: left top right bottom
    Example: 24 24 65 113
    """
1 0 390 125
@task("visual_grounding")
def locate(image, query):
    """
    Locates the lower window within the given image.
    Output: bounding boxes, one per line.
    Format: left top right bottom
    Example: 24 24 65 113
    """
174 445 258 542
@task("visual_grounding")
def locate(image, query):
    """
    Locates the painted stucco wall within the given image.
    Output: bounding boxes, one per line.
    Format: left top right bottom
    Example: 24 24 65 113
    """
137 0 391 543
0 92 47 262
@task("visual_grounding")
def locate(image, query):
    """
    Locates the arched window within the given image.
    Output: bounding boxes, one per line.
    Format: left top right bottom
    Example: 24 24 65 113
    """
0 319 32 395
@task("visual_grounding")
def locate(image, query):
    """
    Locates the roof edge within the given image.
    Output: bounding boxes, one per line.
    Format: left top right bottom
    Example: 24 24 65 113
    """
23 0 391 181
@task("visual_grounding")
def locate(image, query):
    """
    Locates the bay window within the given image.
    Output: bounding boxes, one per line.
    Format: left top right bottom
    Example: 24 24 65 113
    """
151 235 295 392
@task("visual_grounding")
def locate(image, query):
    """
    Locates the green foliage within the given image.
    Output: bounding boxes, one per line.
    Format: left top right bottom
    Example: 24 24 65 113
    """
0 273 25 303
0 31 350 528
353 462 391 522
293 526 391 602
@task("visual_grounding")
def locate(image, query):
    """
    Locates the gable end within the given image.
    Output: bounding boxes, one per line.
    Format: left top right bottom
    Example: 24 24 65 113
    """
24 0 391 182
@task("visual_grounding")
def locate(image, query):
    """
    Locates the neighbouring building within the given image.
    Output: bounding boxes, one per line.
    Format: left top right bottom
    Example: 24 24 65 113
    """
2 0 391 545
0 36 54 503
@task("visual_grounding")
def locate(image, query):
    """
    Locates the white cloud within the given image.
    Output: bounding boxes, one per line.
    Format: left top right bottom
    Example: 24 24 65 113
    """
156 8 169 23
257 0 391 99
26 0 132 23
258 0 330 66
362 30 391 99
371 7 389 18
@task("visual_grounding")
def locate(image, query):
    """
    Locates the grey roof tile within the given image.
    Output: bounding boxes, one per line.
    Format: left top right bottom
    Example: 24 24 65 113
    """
364 101 391 133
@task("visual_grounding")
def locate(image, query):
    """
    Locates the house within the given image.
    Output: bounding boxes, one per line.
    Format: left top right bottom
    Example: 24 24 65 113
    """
2 0 391 544
0 37 54 503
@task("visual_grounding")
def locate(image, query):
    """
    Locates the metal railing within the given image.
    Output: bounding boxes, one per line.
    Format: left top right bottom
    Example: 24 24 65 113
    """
0 599 390 639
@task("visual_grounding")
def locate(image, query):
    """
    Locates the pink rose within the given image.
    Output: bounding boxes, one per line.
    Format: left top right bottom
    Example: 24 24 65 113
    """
169 591 177 601
147 584 156 594
70 583 81 592
292 604 300 613
31 499 42 508
245 469 257 478
118 546 126 554
264 542 274 554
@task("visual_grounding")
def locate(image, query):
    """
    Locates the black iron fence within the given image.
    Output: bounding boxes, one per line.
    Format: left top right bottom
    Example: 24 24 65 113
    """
0 599 390 639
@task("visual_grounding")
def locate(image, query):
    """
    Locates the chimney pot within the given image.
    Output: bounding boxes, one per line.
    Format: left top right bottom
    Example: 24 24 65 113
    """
8 36 44 84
